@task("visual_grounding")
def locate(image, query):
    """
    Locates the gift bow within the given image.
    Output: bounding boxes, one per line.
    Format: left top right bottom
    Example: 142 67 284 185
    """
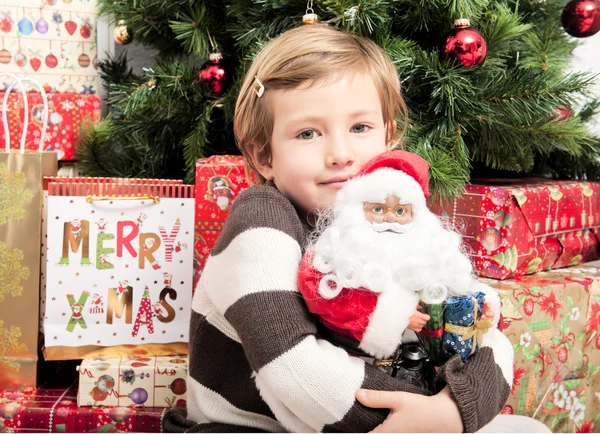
443 297 493 355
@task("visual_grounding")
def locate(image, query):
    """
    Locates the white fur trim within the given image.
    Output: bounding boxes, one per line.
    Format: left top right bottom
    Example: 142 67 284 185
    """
482 328 514 387
336 168 426 212
359 286 420 359
471 280 513 386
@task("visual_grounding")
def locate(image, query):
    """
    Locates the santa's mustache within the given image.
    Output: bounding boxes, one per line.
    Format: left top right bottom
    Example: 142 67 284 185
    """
369 222 412 233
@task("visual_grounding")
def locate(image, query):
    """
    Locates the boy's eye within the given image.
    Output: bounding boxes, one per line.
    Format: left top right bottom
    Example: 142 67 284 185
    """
351 124 370 133
395 206 406 216
297 129 320 140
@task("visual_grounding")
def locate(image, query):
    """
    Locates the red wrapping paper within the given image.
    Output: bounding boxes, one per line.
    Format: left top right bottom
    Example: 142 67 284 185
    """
0 379 165 432
194 155 256 286
0 92 101 161
428 179 600 279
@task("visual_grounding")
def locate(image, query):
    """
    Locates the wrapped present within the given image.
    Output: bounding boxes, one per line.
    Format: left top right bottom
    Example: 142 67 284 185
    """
483 266 600 432
419 292 492 365
441 292 491 361
41 178 193 360
0 92 101 160
77 356 187 408
0 381 165 433
428 179 600 279
194 155 257 285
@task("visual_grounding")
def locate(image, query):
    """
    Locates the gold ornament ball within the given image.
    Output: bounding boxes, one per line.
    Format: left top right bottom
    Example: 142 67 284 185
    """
302 13 319 24
113 20 133 45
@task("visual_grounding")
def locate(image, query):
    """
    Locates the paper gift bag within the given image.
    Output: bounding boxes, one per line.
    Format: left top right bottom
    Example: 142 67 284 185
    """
42 178 194 360
0 74 58 387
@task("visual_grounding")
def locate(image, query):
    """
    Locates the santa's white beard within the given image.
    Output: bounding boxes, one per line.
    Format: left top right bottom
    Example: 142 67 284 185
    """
311 206 475 302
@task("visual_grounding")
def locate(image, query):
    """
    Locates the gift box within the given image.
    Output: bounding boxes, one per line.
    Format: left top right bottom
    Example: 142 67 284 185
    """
0 386 166 433
419 292 491 366
428 179 600 279
77 356 187 408
0 362 165 433
194 155 257 286
0 92 101 160
483 266 600 432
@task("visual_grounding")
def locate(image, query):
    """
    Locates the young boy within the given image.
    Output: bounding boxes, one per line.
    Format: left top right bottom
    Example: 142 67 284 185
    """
164 24 524 433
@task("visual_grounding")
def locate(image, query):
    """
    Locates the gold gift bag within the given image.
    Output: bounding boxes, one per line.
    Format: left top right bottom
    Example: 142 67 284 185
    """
0 75 58 388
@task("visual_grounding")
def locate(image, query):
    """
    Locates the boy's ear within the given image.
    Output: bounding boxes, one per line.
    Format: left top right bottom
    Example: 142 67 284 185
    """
386 120 397 145
250 143 274 181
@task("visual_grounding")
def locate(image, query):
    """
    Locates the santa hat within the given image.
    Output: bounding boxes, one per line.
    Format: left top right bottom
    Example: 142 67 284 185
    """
335 150 430 214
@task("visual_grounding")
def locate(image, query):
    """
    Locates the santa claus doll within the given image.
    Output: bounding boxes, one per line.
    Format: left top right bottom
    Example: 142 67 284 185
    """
298 150 497 365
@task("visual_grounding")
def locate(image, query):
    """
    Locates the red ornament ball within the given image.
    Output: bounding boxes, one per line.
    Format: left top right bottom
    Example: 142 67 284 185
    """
78 53 90 68
80 24 91 39
45 53 58 69
444 19 487 67
199 53 229 95
0 48 12 65
90 386 108 402
170 378 187 395
562 0 600 37
0 17 12 33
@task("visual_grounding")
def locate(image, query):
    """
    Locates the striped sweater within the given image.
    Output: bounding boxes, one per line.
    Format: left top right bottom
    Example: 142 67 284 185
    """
163 185 513 433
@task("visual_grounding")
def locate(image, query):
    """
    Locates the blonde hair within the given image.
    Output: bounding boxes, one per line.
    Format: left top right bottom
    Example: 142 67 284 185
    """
234 24 408 184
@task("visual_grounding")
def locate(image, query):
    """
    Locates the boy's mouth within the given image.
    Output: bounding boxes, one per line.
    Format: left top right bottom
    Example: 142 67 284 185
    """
320 176 351 190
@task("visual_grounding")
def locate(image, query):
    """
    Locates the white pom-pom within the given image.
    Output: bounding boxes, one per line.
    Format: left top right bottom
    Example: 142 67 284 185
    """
360 263 391 293
319 274 342 299
420 283 448 304
336 259 362 288
313 253 334 273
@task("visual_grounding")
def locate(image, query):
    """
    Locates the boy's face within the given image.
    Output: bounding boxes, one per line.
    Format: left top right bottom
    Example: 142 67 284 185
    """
263 73 389 214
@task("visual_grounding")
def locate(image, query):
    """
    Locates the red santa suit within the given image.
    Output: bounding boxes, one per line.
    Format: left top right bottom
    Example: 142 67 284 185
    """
297 151 432 359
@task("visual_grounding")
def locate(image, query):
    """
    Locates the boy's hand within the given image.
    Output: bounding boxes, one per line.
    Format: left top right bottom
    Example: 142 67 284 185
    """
355 386 463 433
482 301 495 321
408 307 430 332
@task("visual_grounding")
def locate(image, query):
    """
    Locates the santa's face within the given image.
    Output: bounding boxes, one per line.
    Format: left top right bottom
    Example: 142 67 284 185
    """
363 195 413 232
312 201 474 298
259 73 389 214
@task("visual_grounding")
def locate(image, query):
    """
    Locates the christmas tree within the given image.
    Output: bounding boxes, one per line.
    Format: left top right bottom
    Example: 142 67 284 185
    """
79 0 600 199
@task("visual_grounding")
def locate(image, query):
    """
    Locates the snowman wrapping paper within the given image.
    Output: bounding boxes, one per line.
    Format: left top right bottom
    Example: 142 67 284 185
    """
41 178 194 360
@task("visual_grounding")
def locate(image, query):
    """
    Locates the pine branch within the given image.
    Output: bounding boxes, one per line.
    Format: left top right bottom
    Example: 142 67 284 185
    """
170 4 212 57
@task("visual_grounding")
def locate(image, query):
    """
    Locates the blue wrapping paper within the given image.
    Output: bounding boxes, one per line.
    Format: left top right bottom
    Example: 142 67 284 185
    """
441 291 486 362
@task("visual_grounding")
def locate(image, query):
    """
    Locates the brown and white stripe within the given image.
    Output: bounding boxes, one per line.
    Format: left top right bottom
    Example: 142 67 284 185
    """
163 185 513 433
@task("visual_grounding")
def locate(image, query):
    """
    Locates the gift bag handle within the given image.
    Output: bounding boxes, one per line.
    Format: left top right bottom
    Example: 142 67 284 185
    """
1 74 49 153
1 73 28 153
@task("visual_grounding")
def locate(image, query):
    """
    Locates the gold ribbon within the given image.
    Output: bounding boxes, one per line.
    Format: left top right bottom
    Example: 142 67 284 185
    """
444 297 493 355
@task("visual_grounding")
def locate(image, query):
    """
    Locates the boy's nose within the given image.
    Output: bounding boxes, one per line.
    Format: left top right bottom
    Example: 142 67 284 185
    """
325 136 354 168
